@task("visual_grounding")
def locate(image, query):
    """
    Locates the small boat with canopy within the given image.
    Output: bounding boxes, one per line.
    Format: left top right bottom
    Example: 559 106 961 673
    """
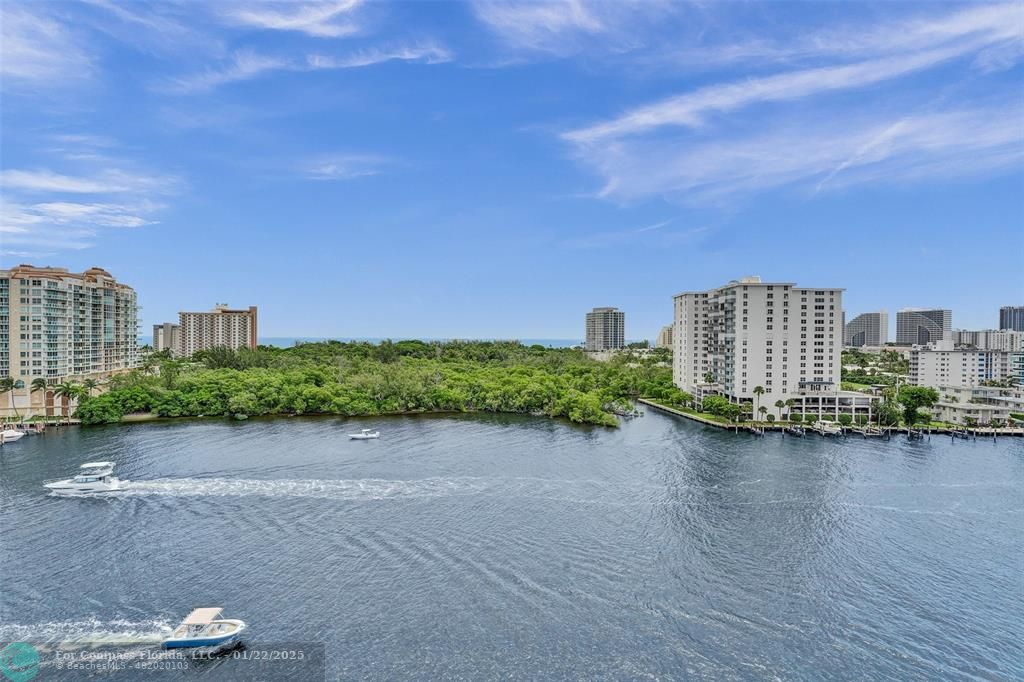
162 607 246 649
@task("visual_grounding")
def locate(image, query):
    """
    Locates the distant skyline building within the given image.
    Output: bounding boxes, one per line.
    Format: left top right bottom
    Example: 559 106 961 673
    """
999 306 1024 331
585 307 625 352
655 324 673 349
844 311 888 347
950 329 1024 352
152 322 180 354
178 304 258 357
896 308 952 345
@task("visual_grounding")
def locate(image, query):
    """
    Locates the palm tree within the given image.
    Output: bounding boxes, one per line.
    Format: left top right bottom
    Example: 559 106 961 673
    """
53 382 82 418
82 378 99 396
758 405 768 422
30 378 48 420
0 377 19 422
752 385 765 417
774 399 785 419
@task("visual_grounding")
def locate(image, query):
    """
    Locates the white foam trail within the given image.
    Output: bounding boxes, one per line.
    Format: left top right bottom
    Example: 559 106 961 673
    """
0 619 172 648
121 477 495 500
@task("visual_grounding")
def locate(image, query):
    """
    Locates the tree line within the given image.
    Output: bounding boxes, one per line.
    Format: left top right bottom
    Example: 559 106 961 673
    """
74 341 679 427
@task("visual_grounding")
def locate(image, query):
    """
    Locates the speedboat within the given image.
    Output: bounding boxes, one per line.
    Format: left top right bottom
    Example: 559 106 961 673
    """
349 428 380 440
163 608 246 649
1 429 25 443
44 462 127 495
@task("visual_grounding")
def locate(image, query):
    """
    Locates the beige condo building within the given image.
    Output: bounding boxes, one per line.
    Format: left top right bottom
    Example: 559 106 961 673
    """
0 265 139 417
178 304 258 356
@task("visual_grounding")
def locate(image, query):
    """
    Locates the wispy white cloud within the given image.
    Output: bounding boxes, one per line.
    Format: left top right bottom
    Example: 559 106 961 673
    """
220 0 363 38
161 50 291 94
566 37 1017 145
0 5 93 88
561 2 1024 202
473 0 605 53
1 139 180 254
307 43 452 69
1 168 176 195
302 153 391 181
561 218 711 249
578 104 1024 202
471 0 680 59
163 42 452 93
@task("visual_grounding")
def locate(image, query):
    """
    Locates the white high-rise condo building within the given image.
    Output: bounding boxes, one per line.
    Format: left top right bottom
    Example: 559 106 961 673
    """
844 311 888 347
178 304 258 357
896 308 951 345
585 307 624 351
0 265 139 417
673 276 872 420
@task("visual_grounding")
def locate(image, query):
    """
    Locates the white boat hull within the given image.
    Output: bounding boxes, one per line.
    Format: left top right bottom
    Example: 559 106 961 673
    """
349 432 380 440
163 619 246 649
1 430 26 442
44 477 127 495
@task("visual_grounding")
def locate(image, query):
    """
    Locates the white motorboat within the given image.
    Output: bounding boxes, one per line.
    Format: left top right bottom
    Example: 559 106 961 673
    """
44 462 127 495
1 429 26 443
162 608 246 649
812 421 843 436
349 428 380 440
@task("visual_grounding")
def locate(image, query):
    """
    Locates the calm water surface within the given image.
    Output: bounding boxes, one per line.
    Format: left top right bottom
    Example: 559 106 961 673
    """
1 412 1021 680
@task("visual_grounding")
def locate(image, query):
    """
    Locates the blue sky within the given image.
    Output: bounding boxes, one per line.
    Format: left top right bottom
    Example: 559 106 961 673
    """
1 1 1022 341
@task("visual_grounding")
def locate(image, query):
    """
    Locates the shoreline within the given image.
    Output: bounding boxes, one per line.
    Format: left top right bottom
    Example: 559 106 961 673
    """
637 399 1024 438
75 407 615 429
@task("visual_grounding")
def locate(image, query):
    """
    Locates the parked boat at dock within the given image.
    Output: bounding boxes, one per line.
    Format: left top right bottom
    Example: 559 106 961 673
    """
0 429 26 443
811 421 843 436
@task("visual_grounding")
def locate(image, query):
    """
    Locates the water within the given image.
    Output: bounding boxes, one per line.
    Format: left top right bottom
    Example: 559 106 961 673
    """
1 412 1021 680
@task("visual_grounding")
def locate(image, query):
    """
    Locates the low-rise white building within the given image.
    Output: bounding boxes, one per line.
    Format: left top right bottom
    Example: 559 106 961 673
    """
909 339 1016 388
929 385 1023 425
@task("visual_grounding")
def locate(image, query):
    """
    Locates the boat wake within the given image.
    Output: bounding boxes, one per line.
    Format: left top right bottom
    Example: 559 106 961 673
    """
112 476 661 504
0 619 173 649
121 477 496 500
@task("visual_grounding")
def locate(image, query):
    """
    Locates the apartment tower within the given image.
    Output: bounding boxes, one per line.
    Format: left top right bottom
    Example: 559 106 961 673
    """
896 308 952 345
178 304 258 356
0 265 139 384
152 322 180 354
673 276 843 403
844 311 888 347
999 306 1024 331
585 307 625 351
655 324 673 349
